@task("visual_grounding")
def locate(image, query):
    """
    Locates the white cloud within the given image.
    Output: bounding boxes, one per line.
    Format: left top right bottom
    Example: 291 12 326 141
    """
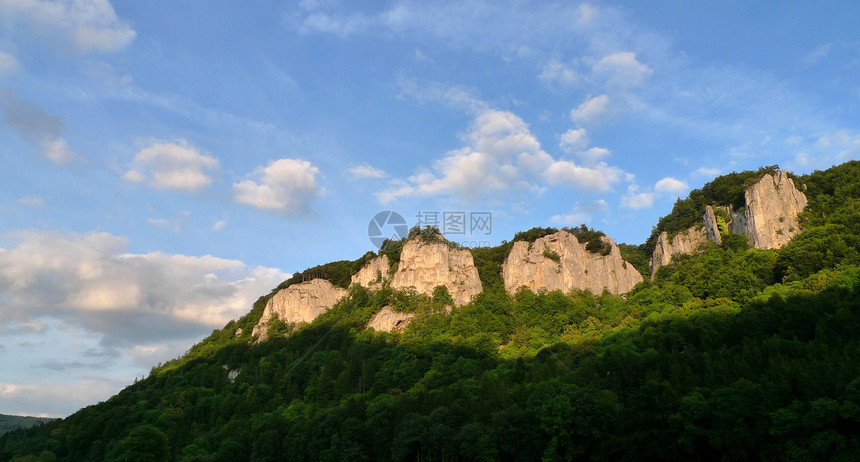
545 160 621 192
0 230 288 346
348 164 387 179
654 177 689 193
0 0 136 53
593 51 652 86
0 51 20 75
0 91 77 164
550 200 608 225
124 140 219 192
379 105 628 202
559 128 589 153
692 167 720 177
570 94 610 123
539 59 579 87
795 152 810 166
581 146 611 162
233 158 324 212
621 190 654 209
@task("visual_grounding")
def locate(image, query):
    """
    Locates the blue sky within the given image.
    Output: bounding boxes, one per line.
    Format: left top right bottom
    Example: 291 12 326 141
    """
0 0 858 416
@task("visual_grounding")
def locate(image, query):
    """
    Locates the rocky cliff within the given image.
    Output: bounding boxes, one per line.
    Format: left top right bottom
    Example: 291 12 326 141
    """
391 237 483 306
252 278 348 340
742 170 807 249
503 230 643 295
650 170 807 276
350 255 391 289
366 306 415 333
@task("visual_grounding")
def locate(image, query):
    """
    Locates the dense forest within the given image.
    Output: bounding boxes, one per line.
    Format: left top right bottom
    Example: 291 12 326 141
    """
2 161 860 461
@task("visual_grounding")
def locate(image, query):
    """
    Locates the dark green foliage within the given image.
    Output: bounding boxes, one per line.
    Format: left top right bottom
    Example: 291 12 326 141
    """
542 248 561 262
106 425 169 462
619 243 650 276
511 227 558 243
470 242 513 292
564 224 611 255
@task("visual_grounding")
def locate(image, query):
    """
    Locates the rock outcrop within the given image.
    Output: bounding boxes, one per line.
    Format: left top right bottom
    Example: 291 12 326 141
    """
742 170 807 249
650 170 808 276
351 255 391 289
366 306 415 333
703 205 722 244
391 237 483 306
252 278 348 340
650 226 710 277
503 230 643 295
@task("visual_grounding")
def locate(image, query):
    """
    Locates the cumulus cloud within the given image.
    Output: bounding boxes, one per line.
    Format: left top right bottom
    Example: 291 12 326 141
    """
0 51 20 75
1 91 77 164
570 94 610 123
0 230 288 348
124 140 219 192
545 160 621 192
233 158 324 212
348 164 387 180
0 0 136 54
593 51 652 86
654 177 689 193
379 108 627 202
559 128 589 153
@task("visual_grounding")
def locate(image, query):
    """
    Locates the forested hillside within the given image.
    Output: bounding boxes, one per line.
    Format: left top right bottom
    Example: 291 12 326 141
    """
2 162 859 461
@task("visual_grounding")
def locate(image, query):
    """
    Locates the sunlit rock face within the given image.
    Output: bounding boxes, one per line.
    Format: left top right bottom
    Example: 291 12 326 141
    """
366 306 414 333
252 278 347 341
650 226 710 278
351 255 391 289
741 170 808 249
503 230 643 296
650 170 808 277
390 238 483 306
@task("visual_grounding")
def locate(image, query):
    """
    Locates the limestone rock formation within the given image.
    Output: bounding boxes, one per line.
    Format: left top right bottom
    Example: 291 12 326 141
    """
703 205 722 244
351 255 391 289
650 170 808 276
742 170 807 249
252 278 348 340
391 237 483 306
366 306 415 333
650 226 710 277
503 230 643 295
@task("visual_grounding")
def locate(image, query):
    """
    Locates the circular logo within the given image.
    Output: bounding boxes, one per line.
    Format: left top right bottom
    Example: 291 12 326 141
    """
368 211 408 249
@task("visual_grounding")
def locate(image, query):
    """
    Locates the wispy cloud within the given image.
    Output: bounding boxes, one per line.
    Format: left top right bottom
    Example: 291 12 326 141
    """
0 91 77 165
0 0 135 54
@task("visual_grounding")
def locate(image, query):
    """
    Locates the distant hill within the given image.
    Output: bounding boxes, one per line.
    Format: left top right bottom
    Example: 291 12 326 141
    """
0 414 56 437
2 161 860 461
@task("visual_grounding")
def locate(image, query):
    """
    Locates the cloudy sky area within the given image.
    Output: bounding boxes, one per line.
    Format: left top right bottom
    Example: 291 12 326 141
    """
1 0 859 416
